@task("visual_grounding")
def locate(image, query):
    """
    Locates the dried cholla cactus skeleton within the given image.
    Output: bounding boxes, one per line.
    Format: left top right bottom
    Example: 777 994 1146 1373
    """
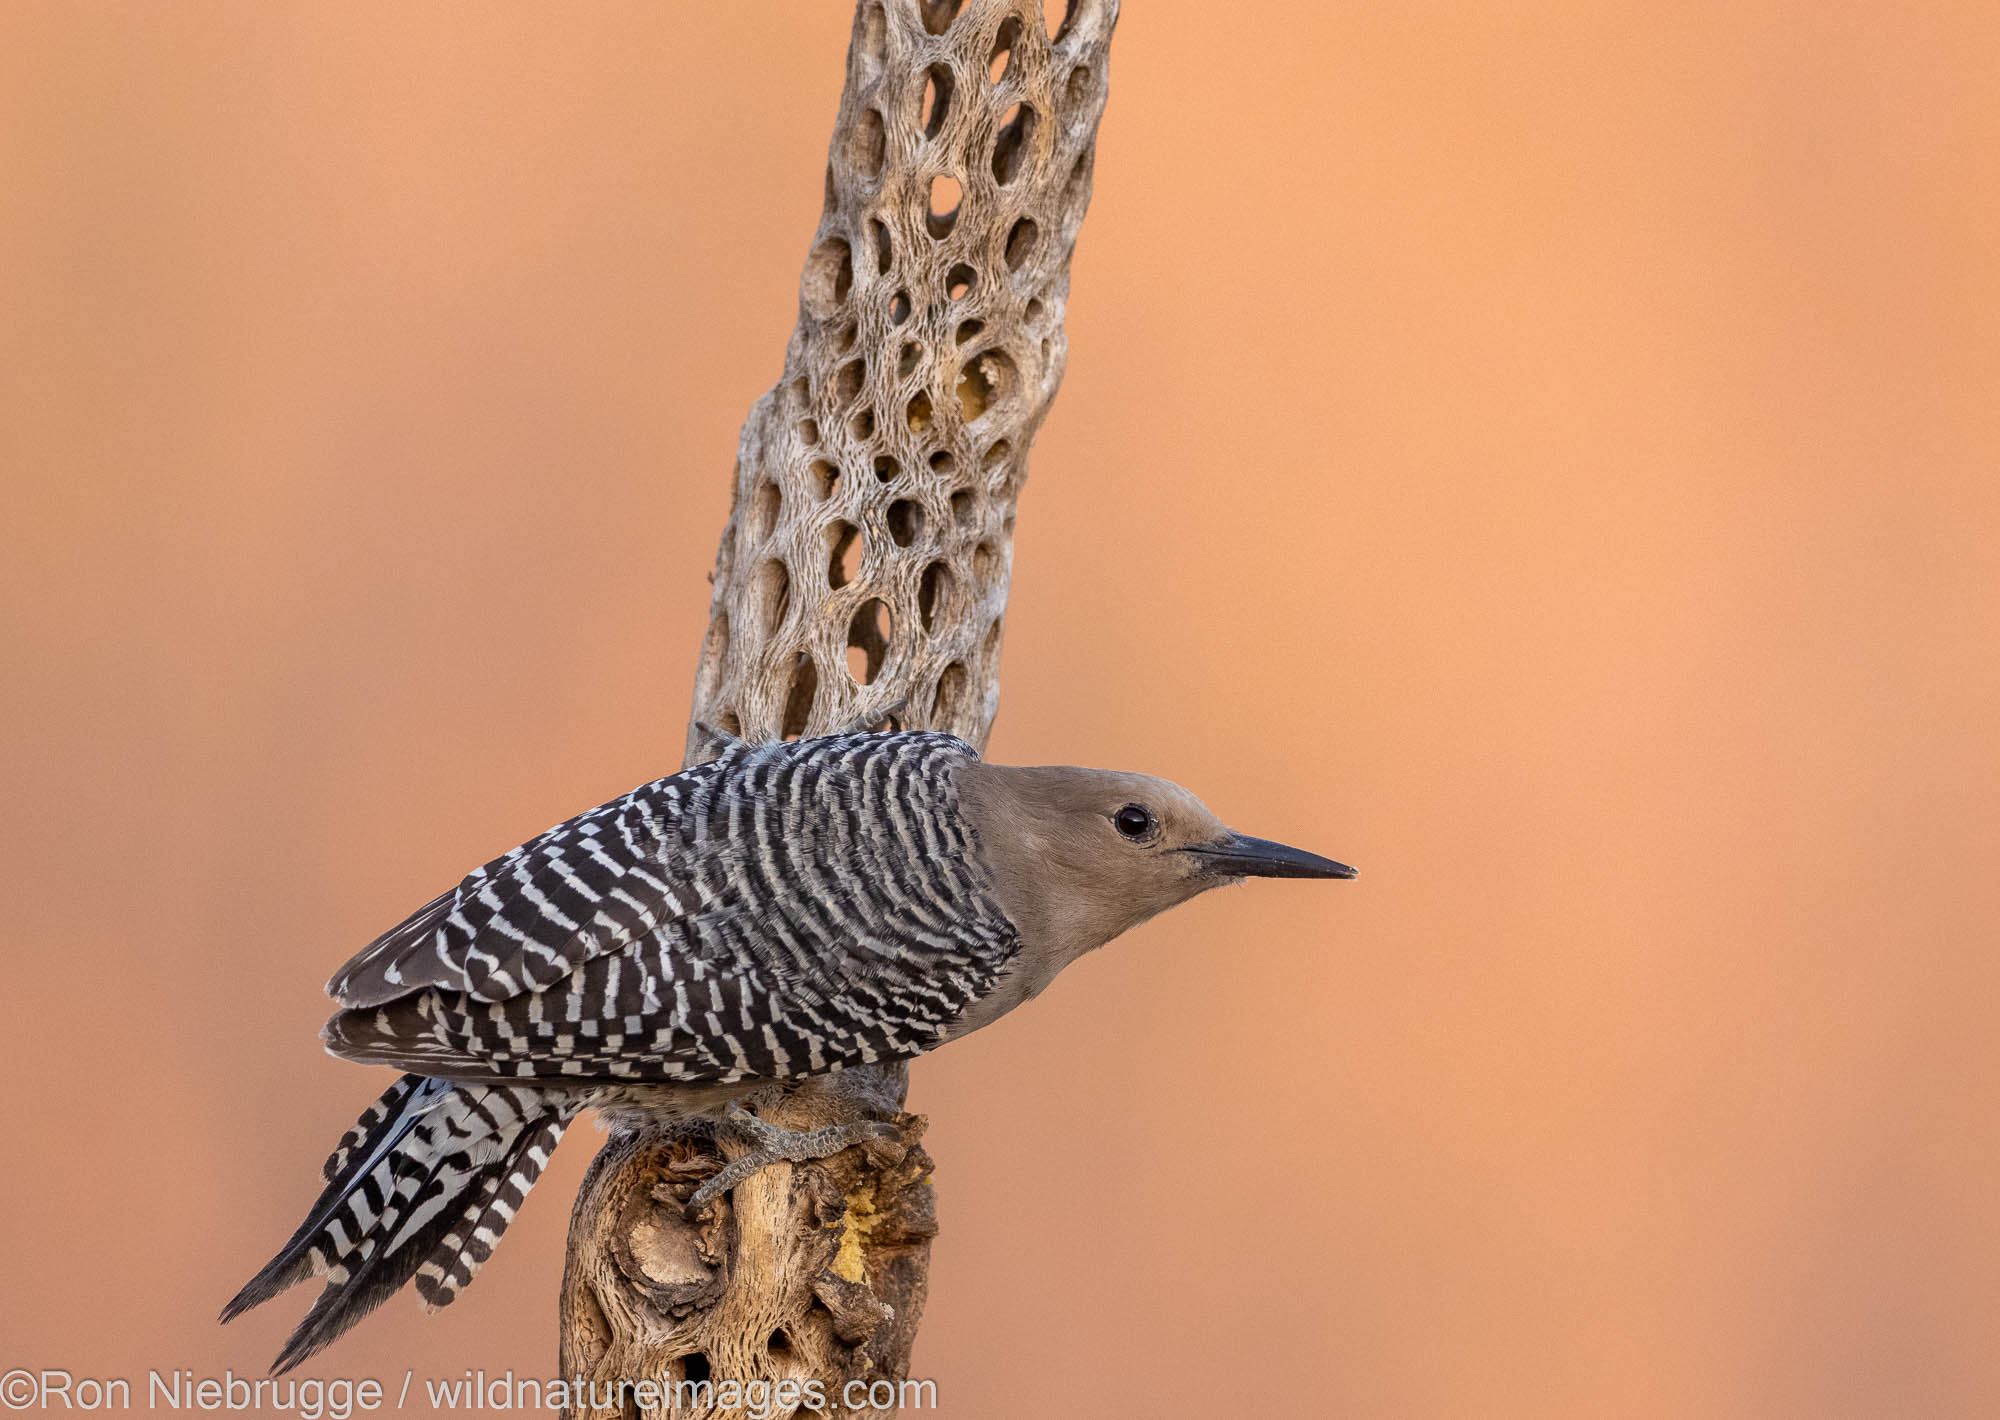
556 1 1120 1414
685 0 1114 756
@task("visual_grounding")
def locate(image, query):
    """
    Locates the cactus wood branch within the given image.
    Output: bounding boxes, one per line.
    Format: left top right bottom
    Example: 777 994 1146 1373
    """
557 2 1118 1413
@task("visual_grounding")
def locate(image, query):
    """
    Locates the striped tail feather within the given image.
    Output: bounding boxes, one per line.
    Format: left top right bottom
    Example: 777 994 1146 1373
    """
412 1111 566 1310
222 1076 576 1373
220 1074 448 1319
321 1073 433 1183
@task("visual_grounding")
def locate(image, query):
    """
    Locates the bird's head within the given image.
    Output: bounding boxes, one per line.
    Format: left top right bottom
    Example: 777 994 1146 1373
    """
956 761 1355 964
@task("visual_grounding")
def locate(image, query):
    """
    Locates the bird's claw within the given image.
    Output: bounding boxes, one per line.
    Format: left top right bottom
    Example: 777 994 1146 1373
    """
683 1106 903 1218
836 697 907 736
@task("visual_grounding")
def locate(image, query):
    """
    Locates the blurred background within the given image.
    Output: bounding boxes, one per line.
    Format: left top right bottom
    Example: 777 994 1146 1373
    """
3 3 1997 1415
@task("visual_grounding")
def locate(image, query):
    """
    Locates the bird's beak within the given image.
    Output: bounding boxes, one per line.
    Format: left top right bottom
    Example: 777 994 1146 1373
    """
1184 833 1358 880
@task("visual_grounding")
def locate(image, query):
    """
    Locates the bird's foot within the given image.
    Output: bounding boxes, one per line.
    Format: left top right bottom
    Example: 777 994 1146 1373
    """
692 719 747 753
835 696 907 736
685 1104 900 1217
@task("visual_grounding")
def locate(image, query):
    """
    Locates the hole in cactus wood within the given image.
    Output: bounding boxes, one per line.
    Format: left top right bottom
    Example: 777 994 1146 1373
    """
1005 217 1039 270
920 0 962 35
827 520 862 589
851 108 885 178
845 598 892 686
957 350 1015 423
991 103 1037 186
918 559 953 632
781 654 818 740
927 175 961 239
1065 63 1093 114
750 481 781 542
803 238 852 318
989 17 1020 82
931 660 968 726
921 65 953 140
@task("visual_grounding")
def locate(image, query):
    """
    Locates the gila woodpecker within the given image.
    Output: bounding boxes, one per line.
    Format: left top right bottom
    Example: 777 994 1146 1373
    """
223 728 1354 1370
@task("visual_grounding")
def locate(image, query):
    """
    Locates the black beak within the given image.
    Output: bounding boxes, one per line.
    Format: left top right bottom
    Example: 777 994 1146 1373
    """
1184 833 1358 880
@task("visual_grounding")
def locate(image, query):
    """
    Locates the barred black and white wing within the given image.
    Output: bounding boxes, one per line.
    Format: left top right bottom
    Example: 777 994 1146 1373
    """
321 732 1021 1089
326 758 728 1009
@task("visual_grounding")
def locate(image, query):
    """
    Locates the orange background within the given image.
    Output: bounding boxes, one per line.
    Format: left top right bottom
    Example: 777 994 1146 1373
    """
4 3 1997 1416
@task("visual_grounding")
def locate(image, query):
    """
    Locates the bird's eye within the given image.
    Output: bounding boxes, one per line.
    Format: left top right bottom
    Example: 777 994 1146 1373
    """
1113 804 1156 841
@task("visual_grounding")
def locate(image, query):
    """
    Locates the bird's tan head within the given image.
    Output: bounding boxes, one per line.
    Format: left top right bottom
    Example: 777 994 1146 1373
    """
955 761 1355 969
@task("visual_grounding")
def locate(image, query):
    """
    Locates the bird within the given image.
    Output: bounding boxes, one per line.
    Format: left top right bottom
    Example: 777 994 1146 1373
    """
222 721 1355 1371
